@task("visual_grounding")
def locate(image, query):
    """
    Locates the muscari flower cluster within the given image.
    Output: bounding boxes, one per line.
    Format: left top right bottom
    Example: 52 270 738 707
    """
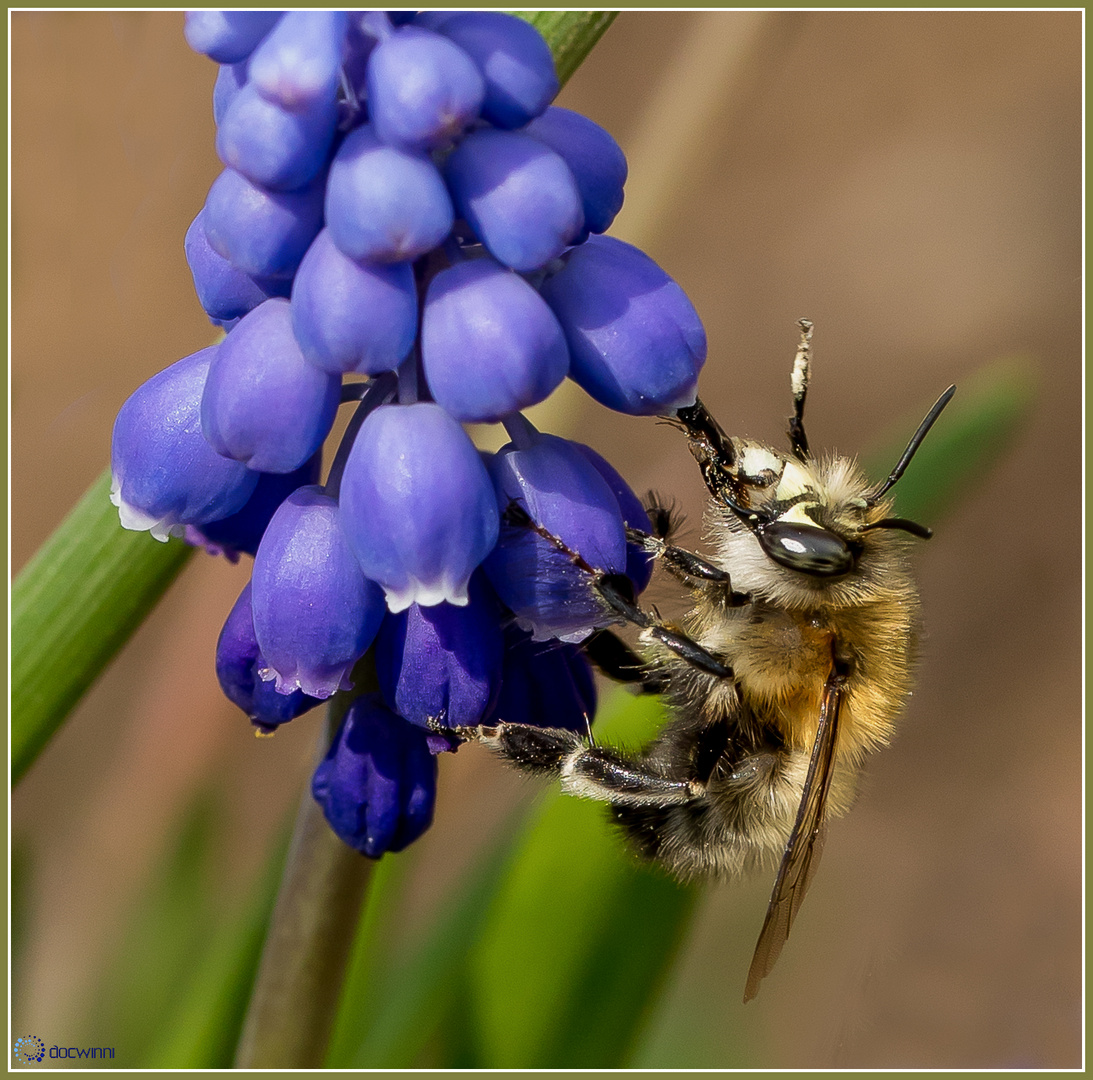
110 10 706 860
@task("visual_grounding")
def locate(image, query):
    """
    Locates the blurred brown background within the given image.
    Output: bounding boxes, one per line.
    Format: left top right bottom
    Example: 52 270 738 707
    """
11 10 1081 1068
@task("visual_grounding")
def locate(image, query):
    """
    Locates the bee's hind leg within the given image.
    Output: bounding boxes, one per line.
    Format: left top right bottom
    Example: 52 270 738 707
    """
444 720 698 806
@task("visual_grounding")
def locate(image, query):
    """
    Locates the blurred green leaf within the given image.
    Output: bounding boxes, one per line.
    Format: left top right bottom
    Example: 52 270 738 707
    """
12 467 193 783
83 794 221 1060
326 807 530 1068
466 691 700 1068
141 822 290 1068
866 356 1038 523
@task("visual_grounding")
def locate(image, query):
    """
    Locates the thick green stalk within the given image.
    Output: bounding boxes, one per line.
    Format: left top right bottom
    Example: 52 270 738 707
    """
11 467 193 782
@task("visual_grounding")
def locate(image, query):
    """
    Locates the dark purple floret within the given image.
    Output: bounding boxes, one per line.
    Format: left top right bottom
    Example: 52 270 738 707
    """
216 582 323 731
189 451 322 559
375 571 504 730
312 693 438 858
483 428 627 642
484 625 597 734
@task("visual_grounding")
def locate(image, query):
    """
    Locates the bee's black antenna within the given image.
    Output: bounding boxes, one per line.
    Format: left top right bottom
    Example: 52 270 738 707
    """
787 319 813 463
867 384 957 504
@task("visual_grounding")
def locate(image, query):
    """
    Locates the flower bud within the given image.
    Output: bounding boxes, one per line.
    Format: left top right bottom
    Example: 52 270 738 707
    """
325 125 454 263
444 129 583 272
290 229 417 375
201 298 341 474
203 168 325 280
524 107 627 237
185 209 289 324
216 582 323 731
248 10 348 112
421 257 569 422
184 11 283 65
312 693 438 858
251 486 386 698
366 26 484 150
216 81 337 192
436 12 558 129
483 430 627 642
339 402 500 611
540 235 707 415
111 346 258 541
375 571 504 730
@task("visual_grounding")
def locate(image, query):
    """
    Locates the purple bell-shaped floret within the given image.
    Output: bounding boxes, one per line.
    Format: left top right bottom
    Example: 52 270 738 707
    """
111 346 258 542
216 581 323 731
187 451 322 560
539 234 707 415
184 11 283 65
203 167 325 280
247 10 348 112
484 624 597 733
421 256 569 422
435 12 558 130
524 106 627 238
573 443 655 594
375 571 504 731
185 209 289 324
339 402 500 611
483 426 627 642
290 229 418 375
444 129 583 272
366 26 485 151
251 486 386 699
215 81 338 192
312 693 438 858
201 298 341 474
325 125 454 263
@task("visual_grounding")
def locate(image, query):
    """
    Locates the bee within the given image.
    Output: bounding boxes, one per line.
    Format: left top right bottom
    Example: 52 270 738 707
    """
442 320 955 1001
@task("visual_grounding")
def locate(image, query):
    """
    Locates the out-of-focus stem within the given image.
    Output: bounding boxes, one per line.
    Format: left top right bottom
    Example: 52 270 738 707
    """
233 693 373 1068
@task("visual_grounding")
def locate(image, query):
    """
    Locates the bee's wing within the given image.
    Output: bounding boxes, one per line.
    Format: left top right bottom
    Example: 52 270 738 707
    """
743 666 845 1003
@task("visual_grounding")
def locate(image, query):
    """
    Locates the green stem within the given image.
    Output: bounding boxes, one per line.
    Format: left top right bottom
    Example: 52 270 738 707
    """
11 467 193 782
233 697 375 1069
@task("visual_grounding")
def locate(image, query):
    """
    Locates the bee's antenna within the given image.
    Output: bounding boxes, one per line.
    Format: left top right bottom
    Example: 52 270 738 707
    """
867 384 957 504
787 319 813 463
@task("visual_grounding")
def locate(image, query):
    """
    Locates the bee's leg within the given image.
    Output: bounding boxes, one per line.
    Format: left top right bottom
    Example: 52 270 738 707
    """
501 500 733 681
596 575 734 680
445 720 698 806
583 628 669 694
626 527 752 607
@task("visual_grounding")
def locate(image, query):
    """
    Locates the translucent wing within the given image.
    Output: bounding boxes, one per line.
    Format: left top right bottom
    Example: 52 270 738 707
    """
743 663 846 1002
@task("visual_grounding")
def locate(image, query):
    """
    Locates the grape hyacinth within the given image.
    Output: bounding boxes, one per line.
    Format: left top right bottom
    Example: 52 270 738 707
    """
110 10 708 860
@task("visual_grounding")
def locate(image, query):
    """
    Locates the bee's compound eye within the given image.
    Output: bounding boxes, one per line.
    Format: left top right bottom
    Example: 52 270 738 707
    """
757 520 855 577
